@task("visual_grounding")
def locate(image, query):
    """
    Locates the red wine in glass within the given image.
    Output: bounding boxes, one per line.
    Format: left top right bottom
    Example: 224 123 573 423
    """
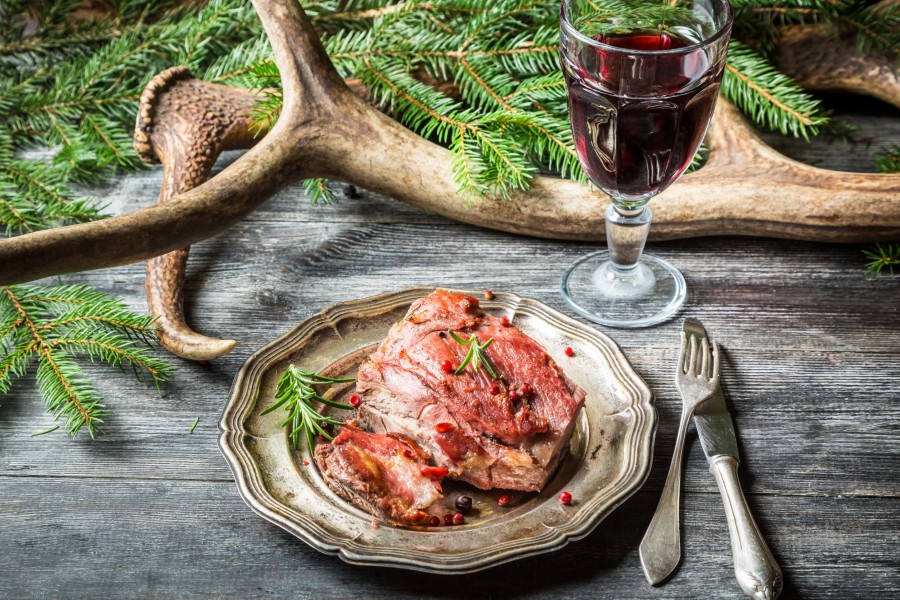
559 0 732 328
564 31 723 201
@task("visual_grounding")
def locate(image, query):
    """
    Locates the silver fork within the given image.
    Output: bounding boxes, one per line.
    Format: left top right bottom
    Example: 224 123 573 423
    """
639 318 720 585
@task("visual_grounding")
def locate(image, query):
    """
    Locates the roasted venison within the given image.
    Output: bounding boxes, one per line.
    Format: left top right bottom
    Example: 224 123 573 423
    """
355 290 586 491
313 425 444 525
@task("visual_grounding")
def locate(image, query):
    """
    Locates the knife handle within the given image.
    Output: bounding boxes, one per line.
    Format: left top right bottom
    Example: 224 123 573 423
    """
709 455 783 600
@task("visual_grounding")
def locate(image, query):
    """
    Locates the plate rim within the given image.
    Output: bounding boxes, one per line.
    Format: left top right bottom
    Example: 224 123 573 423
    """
218 287 656 573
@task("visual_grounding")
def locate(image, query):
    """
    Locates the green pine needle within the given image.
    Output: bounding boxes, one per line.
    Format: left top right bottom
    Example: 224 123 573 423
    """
863 243 900 279
839 1 900 58
31 425 61 437
0 284 173 437
875 144 900 174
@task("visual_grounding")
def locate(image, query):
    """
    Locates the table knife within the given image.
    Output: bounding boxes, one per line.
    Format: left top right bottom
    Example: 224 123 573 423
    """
695 385 783 600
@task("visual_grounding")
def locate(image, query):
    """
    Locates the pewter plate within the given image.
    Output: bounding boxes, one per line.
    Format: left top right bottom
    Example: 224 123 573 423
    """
219 288 655 573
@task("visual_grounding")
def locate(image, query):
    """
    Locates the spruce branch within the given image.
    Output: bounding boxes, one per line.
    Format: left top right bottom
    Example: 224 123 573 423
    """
244 0 867 199
0 0 260 236
838 0 900 58
721 40 829 139
875 144 900 174
0 284 172 437
863 243 900 279
303 179 339 205
0 159 106 234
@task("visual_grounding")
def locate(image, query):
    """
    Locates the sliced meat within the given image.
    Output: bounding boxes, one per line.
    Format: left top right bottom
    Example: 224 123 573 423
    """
356 290 586 491
313 425 444 525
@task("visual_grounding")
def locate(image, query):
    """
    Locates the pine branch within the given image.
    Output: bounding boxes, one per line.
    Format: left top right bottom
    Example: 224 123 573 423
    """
0 0 260 238
863 243 900 279
721 40 829 139
838 0 900 58
875 144 900 174
303 179 339 205
4 1 895 256
0 159 106 234
248 0 867 198
35 350 107 437
0 284 172 437
204 34 272 86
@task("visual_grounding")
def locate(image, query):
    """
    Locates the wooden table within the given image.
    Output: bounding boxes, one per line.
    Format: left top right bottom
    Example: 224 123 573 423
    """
2 97 898 598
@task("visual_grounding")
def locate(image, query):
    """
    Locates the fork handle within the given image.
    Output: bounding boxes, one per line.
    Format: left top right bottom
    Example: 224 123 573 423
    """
639 409 691 585
709 456 783 600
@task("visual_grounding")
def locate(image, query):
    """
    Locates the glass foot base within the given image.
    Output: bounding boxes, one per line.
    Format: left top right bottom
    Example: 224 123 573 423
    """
561 251 687 328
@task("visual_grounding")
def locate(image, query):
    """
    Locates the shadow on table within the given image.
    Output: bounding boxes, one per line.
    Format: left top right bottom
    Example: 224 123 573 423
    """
295 491 656 599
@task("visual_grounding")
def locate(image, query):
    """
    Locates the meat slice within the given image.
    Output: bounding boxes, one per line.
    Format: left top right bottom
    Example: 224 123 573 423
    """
313 425 444 525
356 290 586 491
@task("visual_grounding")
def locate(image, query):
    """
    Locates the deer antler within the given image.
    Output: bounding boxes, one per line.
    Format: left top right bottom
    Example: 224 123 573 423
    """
1 0 898 292
132 67 262 360
776 24 900 108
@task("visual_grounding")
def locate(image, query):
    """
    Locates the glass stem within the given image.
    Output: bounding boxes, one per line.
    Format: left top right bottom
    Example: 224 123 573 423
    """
605 204 651 272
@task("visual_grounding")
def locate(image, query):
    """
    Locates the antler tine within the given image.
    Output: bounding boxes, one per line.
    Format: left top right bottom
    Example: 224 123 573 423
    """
255 0 349 120
136 68 263 360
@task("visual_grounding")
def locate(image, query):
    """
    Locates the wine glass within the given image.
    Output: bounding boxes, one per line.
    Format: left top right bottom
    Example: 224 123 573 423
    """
559 0 732 327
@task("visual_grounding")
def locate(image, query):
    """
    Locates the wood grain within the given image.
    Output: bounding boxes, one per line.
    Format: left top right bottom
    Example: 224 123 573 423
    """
0 98 898 598
0 478 896 599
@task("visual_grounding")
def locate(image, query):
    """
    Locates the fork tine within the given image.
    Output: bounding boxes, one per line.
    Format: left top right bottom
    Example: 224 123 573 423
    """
711 340 720 382
688 335 698 376
700 337 710 379
678 331 689 375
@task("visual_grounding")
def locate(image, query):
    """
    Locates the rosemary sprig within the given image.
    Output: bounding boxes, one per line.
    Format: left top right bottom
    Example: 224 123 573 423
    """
262 365 356 451
448 331 502 379
863 243 900 279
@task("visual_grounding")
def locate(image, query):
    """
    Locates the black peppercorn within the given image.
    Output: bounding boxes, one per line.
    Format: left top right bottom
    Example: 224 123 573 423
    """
455 495 473 514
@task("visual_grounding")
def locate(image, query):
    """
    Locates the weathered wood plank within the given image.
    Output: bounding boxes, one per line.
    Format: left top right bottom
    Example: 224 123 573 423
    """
0 476 896 599
47 219 899 350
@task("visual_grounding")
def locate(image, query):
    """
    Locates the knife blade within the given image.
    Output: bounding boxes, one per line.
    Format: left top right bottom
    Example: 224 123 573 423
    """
694 384 783 600
695 386 739 462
